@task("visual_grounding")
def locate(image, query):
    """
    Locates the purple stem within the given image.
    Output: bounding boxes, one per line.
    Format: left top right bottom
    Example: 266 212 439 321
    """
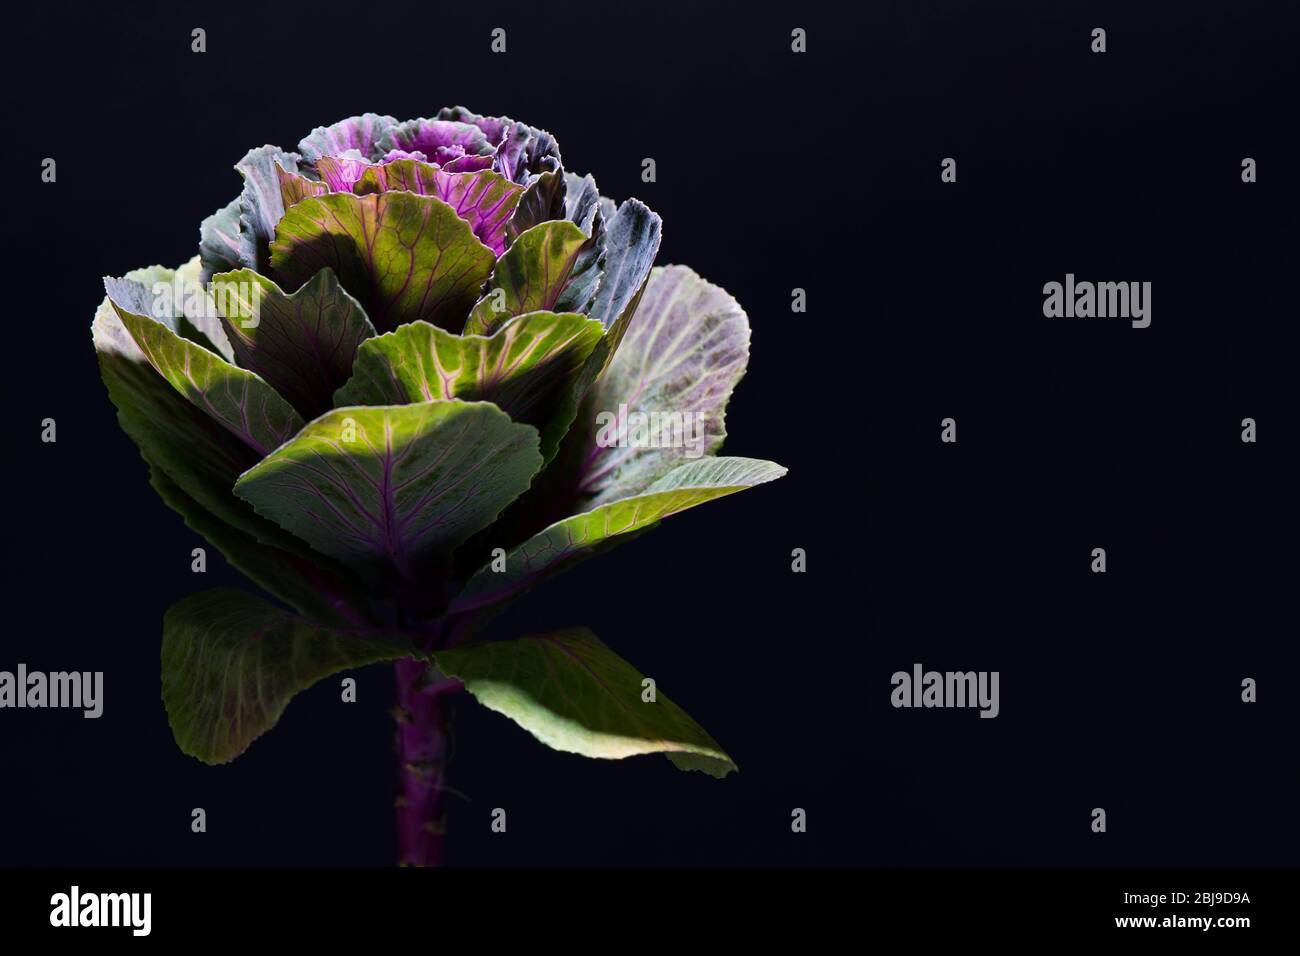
394 657 454 866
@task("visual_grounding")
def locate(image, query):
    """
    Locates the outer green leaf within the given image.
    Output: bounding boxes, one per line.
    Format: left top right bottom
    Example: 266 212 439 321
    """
573 264 751 505
148 463 362 626
210 268 376 420
559 197 660 409
452 457 785 612
333 311 602 459
92 268 315 559
435 628 736 777
107 281 305 457
162 588 415 764
463 221 598 335
234 401 542 579
269 191 496 334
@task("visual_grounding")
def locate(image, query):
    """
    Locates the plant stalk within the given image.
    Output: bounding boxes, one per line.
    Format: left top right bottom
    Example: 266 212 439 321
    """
394 657 453 867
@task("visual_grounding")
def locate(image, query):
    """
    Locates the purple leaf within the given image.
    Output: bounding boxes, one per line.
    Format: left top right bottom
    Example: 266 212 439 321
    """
314 158 524 257
298 113 399 164
379 119 494 167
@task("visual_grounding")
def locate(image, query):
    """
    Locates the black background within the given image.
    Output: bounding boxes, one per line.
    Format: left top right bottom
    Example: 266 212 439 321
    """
3 0 1296 866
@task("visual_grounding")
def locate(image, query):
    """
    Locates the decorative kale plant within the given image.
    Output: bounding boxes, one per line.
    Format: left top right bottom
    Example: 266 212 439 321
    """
92 108 785 865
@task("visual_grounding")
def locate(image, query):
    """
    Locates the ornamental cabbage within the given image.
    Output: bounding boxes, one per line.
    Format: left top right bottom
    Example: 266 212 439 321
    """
92 108 785 865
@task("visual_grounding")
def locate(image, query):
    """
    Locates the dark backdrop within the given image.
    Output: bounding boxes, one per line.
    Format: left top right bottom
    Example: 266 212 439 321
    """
3 0 1296 865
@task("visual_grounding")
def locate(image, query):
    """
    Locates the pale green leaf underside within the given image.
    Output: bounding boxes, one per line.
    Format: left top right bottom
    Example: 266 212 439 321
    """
436 628 736 777
452 456 786 612
162 588 415 764
234 401 542 578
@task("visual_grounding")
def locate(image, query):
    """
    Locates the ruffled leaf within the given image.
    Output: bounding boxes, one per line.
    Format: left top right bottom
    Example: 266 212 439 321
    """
298 112 399 164
198 198 241 284
586 198 662 344
236 145 302 274
434 106 512 150
563 172 602 234
379 118 493 168
493 120 563 184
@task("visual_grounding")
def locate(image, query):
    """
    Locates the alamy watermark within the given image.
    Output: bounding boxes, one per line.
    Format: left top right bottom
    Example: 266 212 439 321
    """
890 663 1000 718
0 664 103 718
1043 273 1151 328
150 275 258 328
594 404 707 458
50 886 150 936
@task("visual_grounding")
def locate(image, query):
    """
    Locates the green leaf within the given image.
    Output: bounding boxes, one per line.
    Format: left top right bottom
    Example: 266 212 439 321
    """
106 279 306 457
452 457 786 612
436 628 736 777
269 191 496 334
147 463 363 626
234 401 542 579
210 268 376 420
463 220 599 336
93 267 315 559
333 311 602 459
571 264 751 505
162 588 415 764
